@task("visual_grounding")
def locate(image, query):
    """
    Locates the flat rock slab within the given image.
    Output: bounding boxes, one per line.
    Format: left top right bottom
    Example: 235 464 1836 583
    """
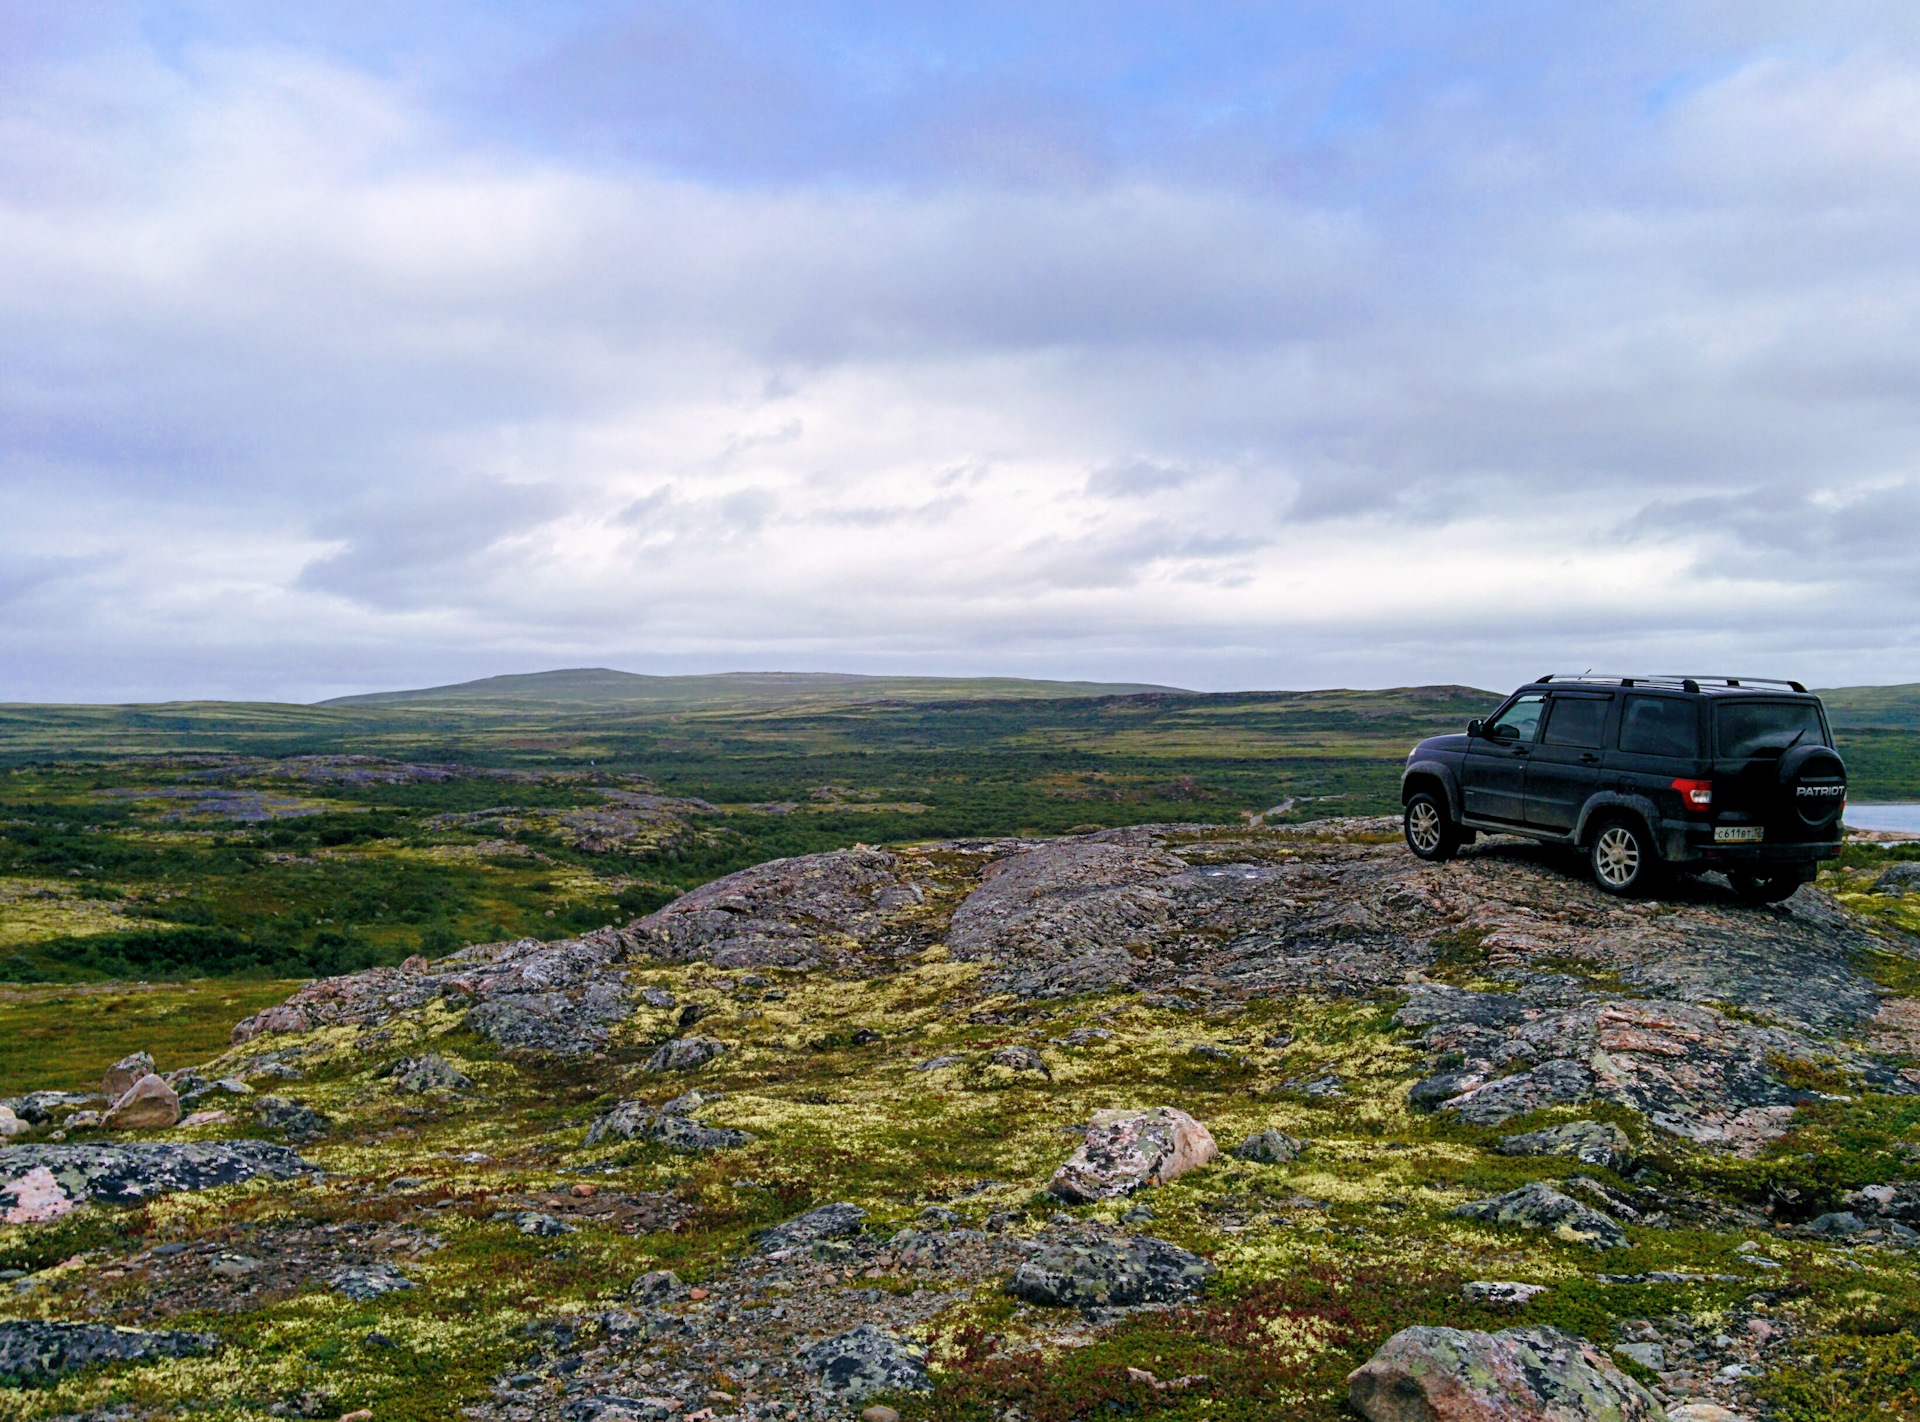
800 1324 931 1400
1451 1181 1629 1251
1047 1107 1218 1203
0 1320 217 1382
1349 1325 1661 1422
0 1141 318 1216
1006 1229 1216 1308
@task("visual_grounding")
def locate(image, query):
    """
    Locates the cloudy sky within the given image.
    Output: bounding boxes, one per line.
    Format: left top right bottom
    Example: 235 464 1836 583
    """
5 1 1920 702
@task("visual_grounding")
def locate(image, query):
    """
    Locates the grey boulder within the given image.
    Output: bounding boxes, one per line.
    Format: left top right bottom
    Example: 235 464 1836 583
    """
643 1036 726 1074
1348 1325 1660 1422
584 1095 753 1152
1874 863 1920 896
1451 1181 1629 1251
387 1053 474 1093
1232 1130 1305 1164
327 1263 418 1301
800 1325 931 1400
254 1096 332 1140
1005 1229 1215 1309
758 1202 866 1254
1497 1121 1633 1174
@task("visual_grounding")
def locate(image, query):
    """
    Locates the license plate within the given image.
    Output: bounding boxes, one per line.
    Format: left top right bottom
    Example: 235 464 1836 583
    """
1715 826 1764 843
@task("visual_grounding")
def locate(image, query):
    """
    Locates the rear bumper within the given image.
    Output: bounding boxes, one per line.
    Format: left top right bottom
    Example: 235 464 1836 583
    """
1659 821 1842 866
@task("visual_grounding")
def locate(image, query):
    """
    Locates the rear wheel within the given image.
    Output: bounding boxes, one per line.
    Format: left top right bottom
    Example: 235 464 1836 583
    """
1730 869 1802 905
1404 792 1460 862
1590 816 1657 896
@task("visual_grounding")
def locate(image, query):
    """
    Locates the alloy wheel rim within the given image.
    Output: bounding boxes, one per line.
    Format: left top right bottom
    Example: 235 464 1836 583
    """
1408 801 1442 852
1596 826 1639 887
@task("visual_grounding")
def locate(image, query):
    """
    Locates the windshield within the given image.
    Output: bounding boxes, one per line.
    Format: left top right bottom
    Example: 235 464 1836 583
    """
1715 700 1828 758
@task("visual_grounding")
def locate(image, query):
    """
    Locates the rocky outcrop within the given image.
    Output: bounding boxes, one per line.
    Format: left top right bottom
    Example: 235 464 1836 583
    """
0 1141 317 1218
254 1096 331 1140
327 1263 418 1300
584 1091 753 1152
1348 1325 1661 1422
0 1320 217 1382
1005 1228 1215 1308
233 927 638 1056
800 1325 931 1400
1048 1107 1217 1202
1451 1181 1629 1250
384 1053 473 1093
1232 1129 1304 1164
632 849 928 971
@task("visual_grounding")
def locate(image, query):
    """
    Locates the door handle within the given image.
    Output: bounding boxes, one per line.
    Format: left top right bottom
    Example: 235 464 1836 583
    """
1580 753 1600 764
1512 747 1530 757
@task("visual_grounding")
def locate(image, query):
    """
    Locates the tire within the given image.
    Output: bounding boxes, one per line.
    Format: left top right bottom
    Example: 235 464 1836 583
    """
1729 869 1802 905
1404 791 1460 862
1590 816 1657 896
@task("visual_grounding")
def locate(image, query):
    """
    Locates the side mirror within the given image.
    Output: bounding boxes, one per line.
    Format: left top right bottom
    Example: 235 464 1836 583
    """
1466 719 1484 738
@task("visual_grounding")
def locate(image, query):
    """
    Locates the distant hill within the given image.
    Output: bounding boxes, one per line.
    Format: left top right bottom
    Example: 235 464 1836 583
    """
318 668 1184 709
1818 684 1920 730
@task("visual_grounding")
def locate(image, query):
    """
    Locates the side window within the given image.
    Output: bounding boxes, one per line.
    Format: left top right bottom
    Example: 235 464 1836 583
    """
1542 695 1611 748
1486 694 1545 743
1618 696 1699 757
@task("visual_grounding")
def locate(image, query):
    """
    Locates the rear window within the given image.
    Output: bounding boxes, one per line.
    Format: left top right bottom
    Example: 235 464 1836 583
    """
1543 695 1611 748
1619 696 1698 757
1716 700 1828 758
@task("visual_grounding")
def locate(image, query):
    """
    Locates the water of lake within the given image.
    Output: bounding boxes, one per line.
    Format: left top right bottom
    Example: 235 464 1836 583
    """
1847 804 1920 835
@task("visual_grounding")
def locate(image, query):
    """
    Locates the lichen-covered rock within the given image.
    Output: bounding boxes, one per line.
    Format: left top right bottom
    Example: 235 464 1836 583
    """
584 1098 752 1151
5 1091 94 1124
644 1036 725 1074
0 1320 217 1382
499 1210 573 1237
1006 1228 1215 1308
989 1045 1050 1077
1874 863 1920 896
254 1096 332 1140
0 1141 317 1215
1047 1107 1218 1202
102 1074 181 1131
1451 1181 1629 1250
327 1263 418 1301
1461 1281 1547 1307
799 1324 931 1400
233 927 638 1057
1497 1121 1633 1173
758 1202 866 1253
387 1053 474 1093
1348 1325 1660 1422
102 1052 157 1101
1232 1129 1304 1164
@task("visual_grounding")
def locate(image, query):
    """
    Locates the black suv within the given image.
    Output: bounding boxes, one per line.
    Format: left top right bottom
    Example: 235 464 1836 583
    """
1400 675 1847 900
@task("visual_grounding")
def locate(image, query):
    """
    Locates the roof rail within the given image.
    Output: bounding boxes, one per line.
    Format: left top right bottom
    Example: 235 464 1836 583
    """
1532 675 1809 693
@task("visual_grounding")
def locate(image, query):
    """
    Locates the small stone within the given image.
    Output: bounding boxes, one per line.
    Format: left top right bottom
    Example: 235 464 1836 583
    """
103 1052 157 1101
918 1205 960 1228
1667 1405 1744 1422
1047 1107 1218 1203
1462 1280 1547 1307
180 1110 233 1128
629 1271 681 1302
641 988 677 1010
1348 1325 1661 1422
340 1410 375 1422
571 1183 596 1198
1451 1181 1630 1250
643 1037 726 1074
1232 1130 1304 1164
510 1212 572 1237
0 1107 27 1138
102 1075 181 1131
1807 1210 1867 1236
1615 1341 1666 1370
861 1407 900 1422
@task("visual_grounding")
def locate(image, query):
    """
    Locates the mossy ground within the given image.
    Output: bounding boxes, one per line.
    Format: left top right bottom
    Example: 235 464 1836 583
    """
7 922 1920 1422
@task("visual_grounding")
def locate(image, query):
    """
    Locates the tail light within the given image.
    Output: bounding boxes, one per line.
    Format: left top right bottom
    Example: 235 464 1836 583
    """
1671 778 1713 811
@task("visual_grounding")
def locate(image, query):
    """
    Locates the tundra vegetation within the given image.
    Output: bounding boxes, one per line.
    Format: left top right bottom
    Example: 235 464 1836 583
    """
1 678 1919 1422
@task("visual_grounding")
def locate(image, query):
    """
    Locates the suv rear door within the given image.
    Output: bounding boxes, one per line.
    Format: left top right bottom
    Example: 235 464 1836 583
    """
1463 692 1544 823
1525 691 1615 831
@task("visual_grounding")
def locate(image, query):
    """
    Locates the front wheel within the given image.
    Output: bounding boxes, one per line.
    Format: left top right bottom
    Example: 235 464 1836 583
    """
1404 792 1460 862
1590 817 1657 896
1729 869 1801 905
